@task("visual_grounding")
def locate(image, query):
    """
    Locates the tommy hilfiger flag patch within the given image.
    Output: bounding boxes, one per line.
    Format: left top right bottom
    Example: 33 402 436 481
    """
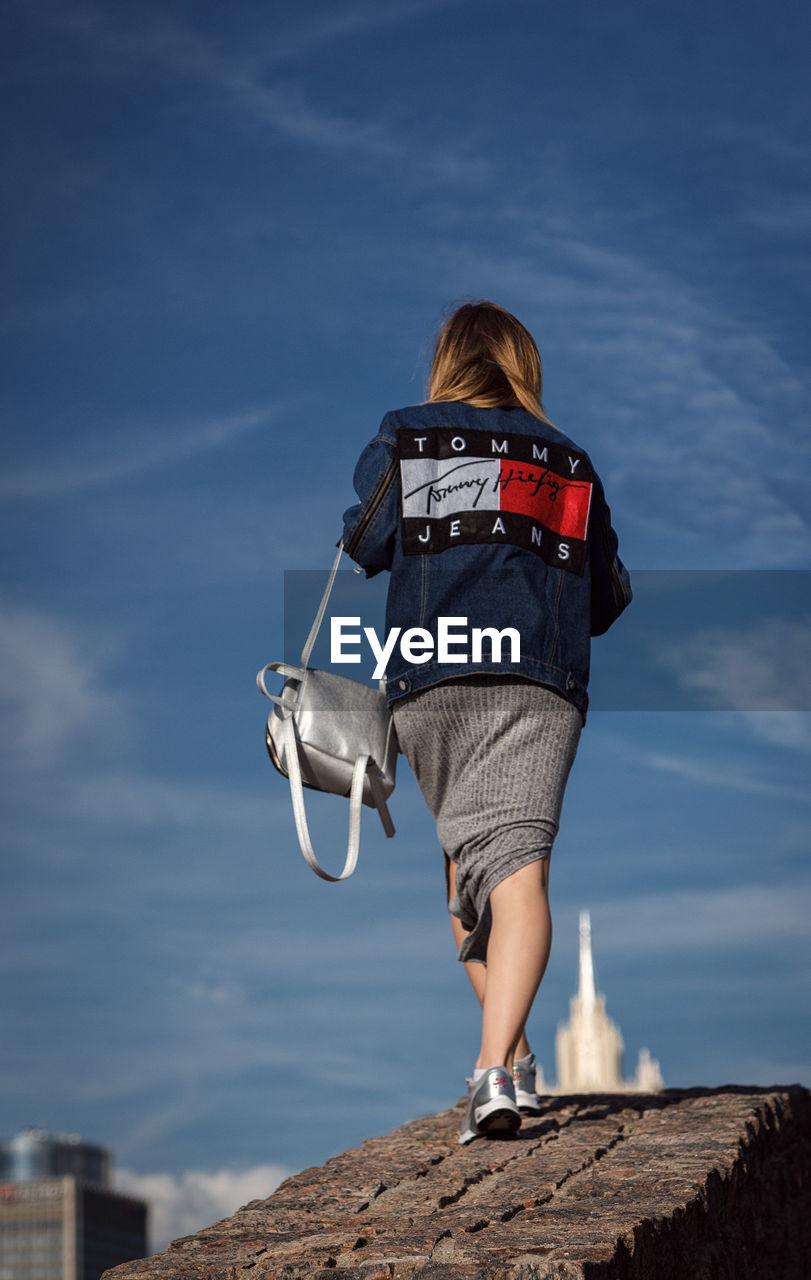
398 426 594 574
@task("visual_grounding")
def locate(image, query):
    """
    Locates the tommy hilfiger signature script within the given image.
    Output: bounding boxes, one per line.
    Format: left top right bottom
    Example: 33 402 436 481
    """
403 459 585 515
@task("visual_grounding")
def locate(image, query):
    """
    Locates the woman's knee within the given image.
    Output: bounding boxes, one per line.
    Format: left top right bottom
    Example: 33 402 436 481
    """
490 857 551 911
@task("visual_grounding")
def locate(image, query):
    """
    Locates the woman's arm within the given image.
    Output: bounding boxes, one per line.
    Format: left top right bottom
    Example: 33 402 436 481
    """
342 429 400 576
588 473 632 636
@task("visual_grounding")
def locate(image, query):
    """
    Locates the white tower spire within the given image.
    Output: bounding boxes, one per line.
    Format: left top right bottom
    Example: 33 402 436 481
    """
553 909 664 1094
578 909 597 1006
555 908 623 1091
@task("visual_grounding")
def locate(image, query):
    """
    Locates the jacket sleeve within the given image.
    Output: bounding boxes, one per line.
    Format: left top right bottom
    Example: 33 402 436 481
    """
341 430 400 577
587 472 632 637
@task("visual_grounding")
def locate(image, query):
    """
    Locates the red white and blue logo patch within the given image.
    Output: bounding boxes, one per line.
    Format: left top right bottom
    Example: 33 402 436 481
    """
398 426 593 574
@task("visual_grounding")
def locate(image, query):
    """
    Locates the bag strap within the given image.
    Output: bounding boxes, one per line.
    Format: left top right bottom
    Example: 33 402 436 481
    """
300 541 345 670
256 661 302 704
282 711 366 881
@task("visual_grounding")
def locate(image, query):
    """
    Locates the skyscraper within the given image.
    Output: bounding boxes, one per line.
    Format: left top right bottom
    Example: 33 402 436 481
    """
554 910 663 1093
0 1129 147 1280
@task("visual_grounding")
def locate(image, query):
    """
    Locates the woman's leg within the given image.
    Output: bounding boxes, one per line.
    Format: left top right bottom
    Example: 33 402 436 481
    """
447 858 533 1063
476 859 552 1071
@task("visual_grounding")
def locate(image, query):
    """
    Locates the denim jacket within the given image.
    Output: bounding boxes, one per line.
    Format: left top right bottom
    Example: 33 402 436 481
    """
341 401 631 716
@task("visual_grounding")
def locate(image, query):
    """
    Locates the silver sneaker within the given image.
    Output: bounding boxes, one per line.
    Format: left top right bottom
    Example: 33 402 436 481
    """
512 1053 542 1115
459 1066 521 1145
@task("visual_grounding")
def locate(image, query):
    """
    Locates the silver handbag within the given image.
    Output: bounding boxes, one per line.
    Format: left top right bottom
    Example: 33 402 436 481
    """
257 542 398 881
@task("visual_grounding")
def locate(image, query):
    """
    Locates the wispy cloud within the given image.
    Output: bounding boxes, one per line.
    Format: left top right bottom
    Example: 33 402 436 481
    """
67 770 276 833
115 1164 290 1253
734 712 811 750
741 197 811 235
261 0 463 64
655 617 811 745
0 601 123 763
0 407 275 500
584 879 811 954
711 120 809 164
643 748 811 798
45 2 485 179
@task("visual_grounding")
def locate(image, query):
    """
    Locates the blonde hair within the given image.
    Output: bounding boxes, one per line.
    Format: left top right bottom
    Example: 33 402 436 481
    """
427 300 553 424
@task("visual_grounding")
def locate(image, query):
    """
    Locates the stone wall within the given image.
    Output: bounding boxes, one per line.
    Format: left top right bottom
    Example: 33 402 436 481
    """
104 1085 810 1279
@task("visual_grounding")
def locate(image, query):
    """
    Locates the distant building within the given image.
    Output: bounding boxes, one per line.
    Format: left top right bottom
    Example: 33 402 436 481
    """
550 910 663 1093
0 1130 110 1188
0 1129 147 1280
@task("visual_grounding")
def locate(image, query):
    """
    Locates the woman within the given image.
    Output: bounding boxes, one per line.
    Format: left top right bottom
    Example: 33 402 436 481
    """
342 301 631 1144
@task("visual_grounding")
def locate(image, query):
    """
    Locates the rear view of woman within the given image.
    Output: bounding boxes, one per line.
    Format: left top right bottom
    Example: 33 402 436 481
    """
342 301 631 1143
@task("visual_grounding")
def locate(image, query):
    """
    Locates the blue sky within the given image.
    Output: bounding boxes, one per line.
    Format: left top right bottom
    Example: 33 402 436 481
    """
1 0 809 1252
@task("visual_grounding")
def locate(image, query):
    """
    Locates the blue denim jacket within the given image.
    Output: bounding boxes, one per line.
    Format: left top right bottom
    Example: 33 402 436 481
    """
341 402 631 716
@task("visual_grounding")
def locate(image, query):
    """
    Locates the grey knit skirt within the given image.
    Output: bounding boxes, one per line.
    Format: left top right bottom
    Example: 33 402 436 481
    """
391 677 583 964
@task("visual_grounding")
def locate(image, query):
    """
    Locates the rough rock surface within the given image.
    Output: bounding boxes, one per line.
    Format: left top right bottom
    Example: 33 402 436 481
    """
105 1085 810 1279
